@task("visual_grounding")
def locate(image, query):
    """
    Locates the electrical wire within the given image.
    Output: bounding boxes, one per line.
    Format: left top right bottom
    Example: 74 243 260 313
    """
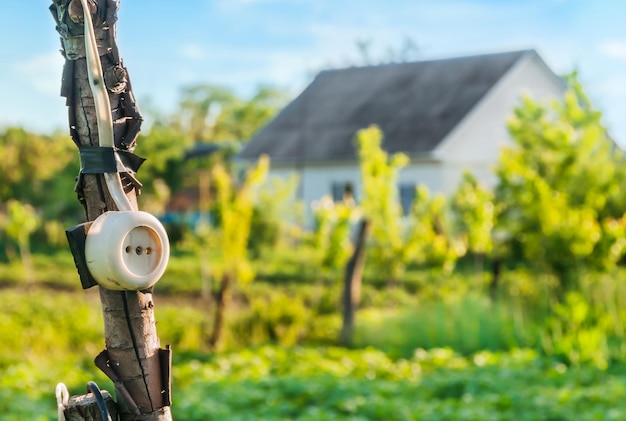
87 381 113 421
80 0 134 212
56 383 69 421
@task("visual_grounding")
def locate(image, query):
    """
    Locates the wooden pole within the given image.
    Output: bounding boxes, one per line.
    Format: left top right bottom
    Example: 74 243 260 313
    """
339 219 371 347
63 388 118 420
49 1 172 419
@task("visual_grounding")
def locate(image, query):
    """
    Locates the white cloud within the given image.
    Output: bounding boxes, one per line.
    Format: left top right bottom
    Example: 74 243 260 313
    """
15 52 64 96
599 41 626 60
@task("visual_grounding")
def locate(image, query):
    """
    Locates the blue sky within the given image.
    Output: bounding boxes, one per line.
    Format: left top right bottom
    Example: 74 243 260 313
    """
1 0 625 144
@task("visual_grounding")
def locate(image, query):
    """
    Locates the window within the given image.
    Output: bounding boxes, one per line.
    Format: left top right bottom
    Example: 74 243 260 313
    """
399 183 416 215
331 182 356 203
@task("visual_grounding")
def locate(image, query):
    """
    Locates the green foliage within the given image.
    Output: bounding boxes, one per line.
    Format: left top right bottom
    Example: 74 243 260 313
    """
450 172 495 257
2 258 626 417
542 291 611 369
6 340 626 420
156 304 212 351
0 128 80 254
170 346 626 420
135 123 192 213
174 84 288 143
249 174 300 257
408 186 465 273
0 128 75 204
136 83 287 217
176 84 239 142
0 291 103 367
495 75 626 286
355 125 410 281
1 200 40 245
539 270 626 368
232 291 312 347
225 86 290 142
249 206 280 257
311 196 359 273
355 125 469 278
248 243 323 285
201 155 270 284
185 155 271 348
0 200 41 282
4 73 626 418
0 251 77 288
356 295 535 358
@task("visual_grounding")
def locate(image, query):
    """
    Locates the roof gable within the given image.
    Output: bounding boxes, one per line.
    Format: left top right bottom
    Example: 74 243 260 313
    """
240 50 538 163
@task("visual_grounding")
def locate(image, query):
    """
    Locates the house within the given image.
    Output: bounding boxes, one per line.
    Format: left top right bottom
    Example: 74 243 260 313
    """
238 49 566 216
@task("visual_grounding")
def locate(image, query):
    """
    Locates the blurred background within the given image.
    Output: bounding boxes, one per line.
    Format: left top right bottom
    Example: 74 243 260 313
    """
1 1 626 420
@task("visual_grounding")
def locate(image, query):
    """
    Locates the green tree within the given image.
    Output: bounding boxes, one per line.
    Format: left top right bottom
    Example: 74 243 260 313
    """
450 172 495 273
494 74 626 289
223 86 289 142
0 200 41 283
175 84 238 142
174 84 288 143
450 173 495 258
356 125 410 282
192 155 269 350
136 84 287 217
135 123 192 214
407 186 465 274
249 174 300 257
0 127 80 253
355 125 466 279
311 196 359 273
0 127 78 221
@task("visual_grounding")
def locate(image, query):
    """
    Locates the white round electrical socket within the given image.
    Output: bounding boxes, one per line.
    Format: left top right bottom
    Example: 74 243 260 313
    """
85 211 170 291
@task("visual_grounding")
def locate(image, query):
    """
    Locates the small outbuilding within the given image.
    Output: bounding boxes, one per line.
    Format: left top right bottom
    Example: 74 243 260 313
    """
238 49 566 214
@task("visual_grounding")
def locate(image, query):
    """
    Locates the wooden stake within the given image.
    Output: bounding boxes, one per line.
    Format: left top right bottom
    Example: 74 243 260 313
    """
339 219 371 347
49 0 172 419
64 389 117 420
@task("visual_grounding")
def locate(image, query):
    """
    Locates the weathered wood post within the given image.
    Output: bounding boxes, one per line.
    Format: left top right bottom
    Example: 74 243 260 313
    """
49 0 173 419
339 218 371 347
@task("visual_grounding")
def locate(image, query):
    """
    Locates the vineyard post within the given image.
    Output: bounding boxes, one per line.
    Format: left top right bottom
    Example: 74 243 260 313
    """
49 0 173 419
339 218 371 346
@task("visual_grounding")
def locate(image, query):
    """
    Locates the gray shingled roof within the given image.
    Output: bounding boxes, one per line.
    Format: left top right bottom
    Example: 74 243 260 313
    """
239 50 539 163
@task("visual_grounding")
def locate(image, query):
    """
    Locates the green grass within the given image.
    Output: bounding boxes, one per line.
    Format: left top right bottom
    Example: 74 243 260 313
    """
3 339 626 420
170 346 626 420
355 294 538 358
2 251 626 418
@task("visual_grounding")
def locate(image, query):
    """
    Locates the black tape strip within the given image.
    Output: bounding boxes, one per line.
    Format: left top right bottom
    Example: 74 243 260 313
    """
79 146 145 174
118 149 146 173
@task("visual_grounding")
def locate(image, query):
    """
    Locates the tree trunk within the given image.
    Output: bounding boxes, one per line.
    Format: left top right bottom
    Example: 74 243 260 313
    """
490 258 501 302
210 273 232 350
49 1 172 419
18 238 34 285
339 219 371 347
198 170 212 299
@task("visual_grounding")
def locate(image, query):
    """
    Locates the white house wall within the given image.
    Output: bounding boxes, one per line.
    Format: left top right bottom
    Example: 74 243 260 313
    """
397 161 446 193
434 52 566 192
271 163 360 203
270 160 449 219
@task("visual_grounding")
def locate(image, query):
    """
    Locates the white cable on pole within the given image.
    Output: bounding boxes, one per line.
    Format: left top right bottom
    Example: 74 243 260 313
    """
55 383 69 421
80 0 134 212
